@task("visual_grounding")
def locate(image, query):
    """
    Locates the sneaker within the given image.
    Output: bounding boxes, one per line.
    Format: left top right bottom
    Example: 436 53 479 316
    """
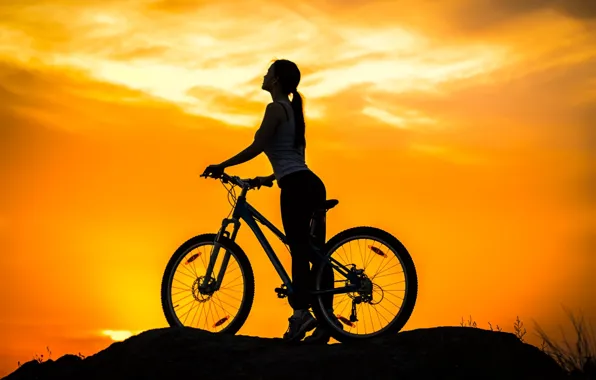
303 312 344 344
282 309 318 342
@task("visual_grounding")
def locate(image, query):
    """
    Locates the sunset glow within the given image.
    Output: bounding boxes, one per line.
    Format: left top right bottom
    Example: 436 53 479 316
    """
102 330 136 342
1 0 594 377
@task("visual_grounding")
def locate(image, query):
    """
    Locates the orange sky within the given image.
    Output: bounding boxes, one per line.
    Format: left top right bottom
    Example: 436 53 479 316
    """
1 0 595 376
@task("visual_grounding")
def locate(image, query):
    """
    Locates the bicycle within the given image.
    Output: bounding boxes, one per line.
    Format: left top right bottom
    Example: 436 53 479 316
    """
160 171 418 343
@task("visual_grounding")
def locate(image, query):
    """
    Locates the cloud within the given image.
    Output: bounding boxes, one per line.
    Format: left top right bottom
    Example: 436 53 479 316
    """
0 0 517 129
143 0 211 13
0 60 229 136
440 0 594 35
482 0 596 20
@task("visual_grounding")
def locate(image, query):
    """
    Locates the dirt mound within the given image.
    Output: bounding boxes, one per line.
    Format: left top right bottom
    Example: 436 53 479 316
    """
4 326 565 380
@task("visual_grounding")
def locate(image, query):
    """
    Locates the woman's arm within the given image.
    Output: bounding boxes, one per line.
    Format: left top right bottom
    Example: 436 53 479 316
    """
217 102 283 168
217 144 261 168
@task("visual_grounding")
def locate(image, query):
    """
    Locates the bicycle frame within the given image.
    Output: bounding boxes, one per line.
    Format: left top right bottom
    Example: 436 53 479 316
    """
200 180 362 296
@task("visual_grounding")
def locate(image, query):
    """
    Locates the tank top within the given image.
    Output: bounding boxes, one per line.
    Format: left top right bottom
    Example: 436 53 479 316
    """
263 100 309 182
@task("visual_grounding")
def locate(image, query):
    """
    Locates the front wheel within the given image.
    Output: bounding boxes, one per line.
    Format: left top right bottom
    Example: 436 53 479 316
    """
160 233 255 334
311 226 418 343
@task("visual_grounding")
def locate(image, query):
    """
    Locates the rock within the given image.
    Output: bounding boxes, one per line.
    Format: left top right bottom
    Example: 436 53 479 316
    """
3 326 566 380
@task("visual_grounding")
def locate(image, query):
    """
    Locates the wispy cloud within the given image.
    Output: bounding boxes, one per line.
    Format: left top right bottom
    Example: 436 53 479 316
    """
1 0 515 128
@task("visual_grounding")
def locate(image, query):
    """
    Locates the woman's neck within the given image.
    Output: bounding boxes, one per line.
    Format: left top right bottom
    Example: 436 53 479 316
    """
271 89 290 103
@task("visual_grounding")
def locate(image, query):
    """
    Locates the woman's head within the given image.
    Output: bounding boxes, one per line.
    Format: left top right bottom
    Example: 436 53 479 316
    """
262 59 306 148
262 59 300 95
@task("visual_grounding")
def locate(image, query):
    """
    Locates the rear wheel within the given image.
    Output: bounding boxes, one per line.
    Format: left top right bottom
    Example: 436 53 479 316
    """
160 234 255 334
311 226 418 343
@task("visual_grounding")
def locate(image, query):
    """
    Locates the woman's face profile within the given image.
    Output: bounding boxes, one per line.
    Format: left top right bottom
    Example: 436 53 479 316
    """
262 65 276 92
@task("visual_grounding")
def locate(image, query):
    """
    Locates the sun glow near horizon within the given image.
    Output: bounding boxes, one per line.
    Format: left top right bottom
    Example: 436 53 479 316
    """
101 330 136 342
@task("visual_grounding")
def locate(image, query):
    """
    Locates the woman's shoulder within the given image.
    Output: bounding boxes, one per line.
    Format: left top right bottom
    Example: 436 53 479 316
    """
269 101 290 121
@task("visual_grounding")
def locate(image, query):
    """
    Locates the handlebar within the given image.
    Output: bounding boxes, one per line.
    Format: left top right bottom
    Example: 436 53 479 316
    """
200 171 268 190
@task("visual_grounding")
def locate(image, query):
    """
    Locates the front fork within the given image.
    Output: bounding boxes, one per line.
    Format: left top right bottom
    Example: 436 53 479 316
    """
200 217 240 291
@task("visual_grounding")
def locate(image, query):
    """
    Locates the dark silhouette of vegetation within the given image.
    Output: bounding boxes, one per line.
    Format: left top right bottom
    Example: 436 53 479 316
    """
535 309 596 378
461 309 595 379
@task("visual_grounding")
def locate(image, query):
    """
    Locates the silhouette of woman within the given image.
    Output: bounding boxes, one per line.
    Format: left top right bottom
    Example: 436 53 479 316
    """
203 59 337 343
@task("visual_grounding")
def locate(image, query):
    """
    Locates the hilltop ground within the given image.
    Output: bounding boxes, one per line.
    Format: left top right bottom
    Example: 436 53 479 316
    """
3 326 568 380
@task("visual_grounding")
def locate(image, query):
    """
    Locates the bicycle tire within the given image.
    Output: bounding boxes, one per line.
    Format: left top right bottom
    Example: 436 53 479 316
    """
161 233 255 335
311 226 418 343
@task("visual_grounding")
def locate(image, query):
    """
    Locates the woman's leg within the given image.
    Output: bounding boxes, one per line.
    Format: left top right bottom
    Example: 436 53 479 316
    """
281 174 318 310
279 170 325 340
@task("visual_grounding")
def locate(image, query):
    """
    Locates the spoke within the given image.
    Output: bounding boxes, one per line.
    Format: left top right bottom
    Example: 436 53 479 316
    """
333 295 351 312
220 282 244 291
181 299 198 325
363 239 376 272
204 300 213 329
224 273 244 288
189 298 202 327
357 239 365 272
172 292 194 304
211 297 222 329
359 303 367 334
372 298 397 320
370 303 392 326
224 264 240 276
356 301 360 335
172 285 192 291
370 252 395 279
188 251 200 278
365 239 378 272
171 288 191 297
336 296 351 318
339 244 350 266
373 270 404 281
217 288 243 303
180 256 198 278
200 300 210 330
372 262 403 280
172 276 193 288
192 301 204 329
349 240 354 268
213 293 234 317
175 270 196 282
366 301 376 333
214 292 240 311
372 301 384 329
377 289 405 300
207 300 215 330
377 292 402 309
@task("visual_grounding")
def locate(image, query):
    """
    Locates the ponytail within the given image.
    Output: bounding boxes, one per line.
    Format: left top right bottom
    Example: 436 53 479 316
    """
291 89 306 148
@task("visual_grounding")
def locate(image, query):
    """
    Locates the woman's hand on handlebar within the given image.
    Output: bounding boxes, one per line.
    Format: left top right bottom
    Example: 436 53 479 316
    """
248 175 275 189
201 164 225 179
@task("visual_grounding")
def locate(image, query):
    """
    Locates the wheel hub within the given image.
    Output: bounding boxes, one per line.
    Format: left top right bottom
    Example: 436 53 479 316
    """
344 267 375 302
193 276 216 302
358 275 374 303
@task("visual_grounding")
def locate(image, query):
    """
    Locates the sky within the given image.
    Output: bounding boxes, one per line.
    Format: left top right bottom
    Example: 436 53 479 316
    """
1 0 595 376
